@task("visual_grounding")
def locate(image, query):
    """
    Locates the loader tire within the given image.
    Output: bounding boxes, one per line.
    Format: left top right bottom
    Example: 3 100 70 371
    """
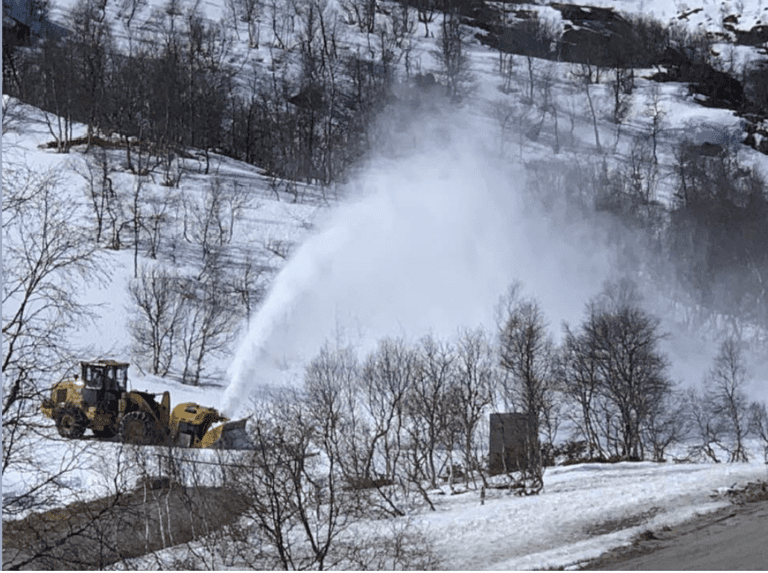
119 411 159 445
55 405 87 439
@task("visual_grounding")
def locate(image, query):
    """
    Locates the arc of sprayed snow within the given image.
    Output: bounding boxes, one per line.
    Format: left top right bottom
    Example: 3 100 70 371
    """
221 223 348 416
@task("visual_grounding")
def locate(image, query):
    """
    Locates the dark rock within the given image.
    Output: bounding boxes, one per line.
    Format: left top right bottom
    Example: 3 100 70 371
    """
288 86 325 110
734 24 768 46
657 47 745 109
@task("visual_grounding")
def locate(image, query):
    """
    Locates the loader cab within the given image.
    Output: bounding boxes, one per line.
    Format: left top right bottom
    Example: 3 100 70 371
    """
80 360 129 408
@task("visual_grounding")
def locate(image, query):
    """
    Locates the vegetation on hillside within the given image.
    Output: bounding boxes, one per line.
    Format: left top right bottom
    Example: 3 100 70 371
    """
3 0 768 567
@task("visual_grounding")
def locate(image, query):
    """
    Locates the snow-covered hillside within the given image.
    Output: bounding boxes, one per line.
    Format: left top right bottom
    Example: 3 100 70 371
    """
8 0 767 406
4 0 768 569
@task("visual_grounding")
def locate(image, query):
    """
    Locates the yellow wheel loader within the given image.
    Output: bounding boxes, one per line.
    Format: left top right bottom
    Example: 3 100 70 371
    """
40 360 250 449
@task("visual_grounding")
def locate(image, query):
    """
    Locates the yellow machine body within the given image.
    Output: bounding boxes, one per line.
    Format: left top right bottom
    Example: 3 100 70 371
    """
41 360 248 449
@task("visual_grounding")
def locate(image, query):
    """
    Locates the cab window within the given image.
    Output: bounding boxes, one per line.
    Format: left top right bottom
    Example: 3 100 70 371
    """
84 366 104 389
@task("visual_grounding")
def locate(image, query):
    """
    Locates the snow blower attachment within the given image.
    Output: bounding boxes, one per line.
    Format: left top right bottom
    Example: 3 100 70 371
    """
41 360 251 449
171 403 252 449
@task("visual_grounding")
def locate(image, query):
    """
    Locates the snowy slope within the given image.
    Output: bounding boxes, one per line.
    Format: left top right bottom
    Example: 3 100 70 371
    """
7 0 768 442
420 456 768 570
103 448 768 570
4 0 768 568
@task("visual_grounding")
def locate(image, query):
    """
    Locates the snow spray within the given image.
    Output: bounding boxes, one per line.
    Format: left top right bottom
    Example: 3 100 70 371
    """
221 116 610 416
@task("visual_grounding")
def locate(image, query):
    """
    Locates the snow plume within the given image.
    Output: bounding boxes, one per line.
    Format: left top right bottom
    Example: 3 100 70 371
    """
221 112 610 416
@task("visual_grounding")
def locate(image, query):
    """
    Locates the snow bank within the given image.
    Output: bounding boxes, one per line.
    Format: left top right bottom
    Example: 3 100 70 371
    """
419 457 768 570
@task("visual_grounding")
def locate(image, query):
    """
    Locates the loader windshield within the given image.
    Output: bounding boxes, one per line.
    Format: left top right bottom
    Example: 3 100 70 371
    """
107 365 127 391
81 362 128 392
83 364 104 389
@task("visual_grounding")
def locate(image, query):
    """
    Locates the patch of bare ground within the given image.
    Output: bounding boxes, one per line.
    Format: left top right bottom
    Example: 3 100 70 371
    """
2 481 248 570
582 507 663 537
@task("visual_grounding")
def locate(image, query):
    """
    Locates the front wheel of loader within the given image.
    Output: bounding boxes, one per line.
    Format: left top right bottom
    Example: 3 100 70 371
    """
119 411 159 445
55 405 87 439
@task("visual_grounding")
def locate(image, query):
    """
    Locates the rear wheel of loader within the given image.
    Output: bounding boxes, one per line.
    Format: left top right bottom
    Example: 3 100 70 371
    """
119 411 158 445
55 406 87 439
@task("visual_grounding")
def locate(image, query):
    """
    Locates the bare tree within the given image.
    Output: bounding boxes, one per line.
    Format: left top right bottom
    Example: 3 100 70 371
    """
340 0 376 34
491 98 517 158
433 12 473 101
498 51 515 94
358 337 417 514
225 380 439 568
303 344 363 484
561 280 675 461
176 275 240 385
644 83 666 164
449 327 496 489
224 0 243 38
685 386 724 463
388 1 417 77
537 61 560 153
69 0 115 148
498 294 554 493
3 0 50 94
3 163 104 474
264 0 295 50
524 53 537 103
124 127 166 275
749 401 768 462
2 95 25 135
572 64 602 151
302 341 434 521
118 0 147 27
641 390 689 462
226 389 353 570
75 147 123 246
608 66 634 126
340 517 439 569
141 185 178 260
2 162 109 555
495 0 513 89
561 324 604 459
405 334 455 489
235 0 262 47
128 265 185 376
409 0 436 38
2 443 142 569
668 142 768 344
232 256 265 324
583 280 672 461
37 35 77 152
183 178 248 262
701 338 752 462
626 135 659 207
182 7 235 172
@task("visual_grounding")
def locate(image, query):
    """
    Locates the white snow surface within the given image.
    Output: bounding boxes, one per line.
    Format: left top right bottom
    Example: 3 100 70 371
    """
5 0 768 569
104 451 768 570
420 457 768 570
